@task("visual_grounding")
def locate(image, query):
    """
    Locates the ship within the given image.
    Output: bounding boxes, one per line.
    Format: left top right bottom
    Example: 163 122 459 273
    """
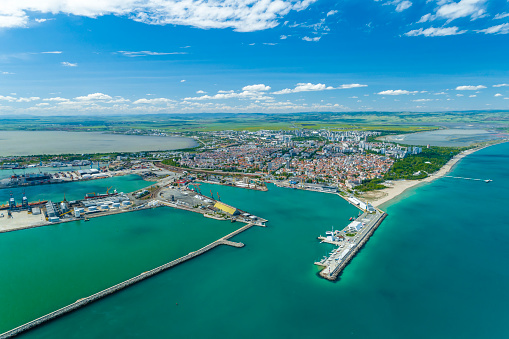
0 173 62 188
0 200 48 210
85 187 117 199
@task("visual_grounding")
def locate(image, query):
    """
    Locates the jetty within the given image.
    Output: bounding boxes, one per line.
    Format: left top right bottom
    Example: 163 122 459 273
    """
315 193 387 281
0 222 261 339
315 211 386 281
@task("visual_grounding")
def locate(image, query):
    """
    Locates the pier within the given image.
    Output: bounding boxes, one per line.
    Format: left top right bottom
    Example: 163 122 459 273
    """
0 222 259 338
444 175 492 183
315 211 387 281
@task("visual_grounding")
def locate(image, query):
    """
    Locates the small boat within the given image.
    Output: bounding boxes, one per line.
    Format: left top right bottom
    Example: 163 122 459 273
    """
349 217 353 221
84 218 90 222
485 179 492 183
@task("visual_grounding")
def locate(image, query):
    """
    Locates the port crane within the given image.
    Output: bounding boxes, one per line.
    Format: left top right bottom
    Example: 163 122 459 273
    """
192 183 202 194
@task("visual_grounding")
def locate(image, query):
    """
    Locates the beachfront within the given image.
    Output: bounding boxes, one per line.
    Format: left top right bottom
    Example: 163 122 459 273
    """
363 142 505 207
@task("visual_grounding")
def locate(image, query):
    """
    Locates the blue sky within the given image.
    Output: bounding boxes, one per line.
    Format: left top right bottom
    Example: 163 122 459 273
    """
0 0 508 115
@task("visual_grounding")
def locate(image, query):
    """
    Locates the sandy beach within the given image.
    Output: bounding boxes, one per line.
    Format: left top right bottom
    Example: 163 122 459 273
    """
363 142 504 207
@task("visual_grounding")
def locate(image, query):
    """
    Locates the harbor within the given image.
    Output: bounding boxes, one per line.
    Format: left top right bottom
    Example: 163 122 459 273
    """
315 208 387 281
0 222 260 339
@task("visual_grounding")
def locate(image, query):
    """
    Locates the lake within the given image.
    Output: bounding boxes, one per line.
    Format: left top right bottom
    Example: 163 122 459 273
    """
0 131 197 156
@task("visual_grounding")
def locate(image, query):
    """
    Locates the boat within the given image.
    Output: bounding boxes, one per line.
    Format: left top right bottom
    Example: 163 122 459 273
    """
85 187 117 199
485 179 492 183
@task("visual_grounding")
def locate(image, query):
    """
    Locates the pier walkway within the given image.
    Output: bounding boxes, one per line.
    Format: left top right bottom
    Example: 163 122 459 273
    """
315 211 386 281
0 222 258 338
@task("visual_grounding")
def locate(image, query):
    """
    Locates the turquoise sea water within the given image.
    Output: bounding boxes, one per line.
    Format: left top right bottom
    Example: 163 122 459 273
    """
0 175 149 205
3 142 509 338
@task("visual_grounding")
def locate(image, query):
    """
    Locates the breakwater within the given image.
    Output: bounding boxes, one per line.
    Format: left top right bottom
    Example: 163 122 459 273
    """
317 212 387 281
0 222 257 338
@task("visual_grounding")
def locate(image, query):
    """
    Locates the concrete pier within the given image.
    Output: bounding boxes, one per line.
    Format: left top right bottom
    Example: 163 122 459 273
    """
0 222 260 338
315 211 387 281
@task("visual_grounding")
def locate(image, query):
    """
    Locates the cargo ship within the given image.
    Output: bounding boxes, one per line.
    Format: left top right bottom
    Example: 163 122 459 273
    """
0 200 48 210
0 173 63 188
85 187 118 199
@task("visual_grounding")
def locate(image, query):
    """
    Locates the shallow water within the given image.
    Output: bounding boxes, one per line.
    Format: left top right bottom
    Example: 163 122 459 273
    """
0 131 197 156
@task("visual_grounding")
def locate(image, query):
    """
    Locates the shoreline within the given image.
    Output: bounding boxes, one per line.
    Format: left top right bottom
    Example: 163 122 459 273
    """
364 141 506 208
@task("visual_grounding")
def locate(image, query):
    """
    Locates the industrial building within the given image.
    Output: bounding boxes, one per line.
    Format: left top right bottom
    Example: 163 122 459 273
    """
214 201 239 215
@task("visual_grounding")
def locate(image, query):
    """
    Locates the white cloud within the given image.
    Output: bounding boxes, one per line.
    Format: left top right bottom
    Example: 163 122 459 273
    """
36 102 49 106
395 1 412 12
180 79 186 83
377 89 417 95
477 23 509 35
0 13 28 28
61 61 77 67
280 35 288 39
218 90 235 94
242 84 271 92
35 18 48 23
302 36 321 41
494 93 503 97
455 85 486 90
196 90 206 94
16 96 40 102
404 26 466 37
494 12 509 20
435 0 487 21
493 84 509 87
339 83 368 89
75 93 113 101
41 51 62 54
326 10 338 17
1 71 15 75
117 50 187 57
0 0 318 32
43 97 69 102
0 95 17 102
133 98 175 105
273 83 334 94
417 13 434 23
469 95 477 97
413 98 433 102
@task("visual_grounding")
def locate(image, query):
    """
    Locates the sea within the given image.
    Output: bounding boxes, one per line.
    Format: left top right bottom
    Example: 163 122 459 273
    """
1 142 508 338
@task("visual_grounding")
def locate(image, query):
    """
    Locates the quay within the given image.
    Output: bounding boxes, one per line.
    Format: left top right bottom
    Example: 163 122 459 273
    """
315 209 387 281
0 222 261 339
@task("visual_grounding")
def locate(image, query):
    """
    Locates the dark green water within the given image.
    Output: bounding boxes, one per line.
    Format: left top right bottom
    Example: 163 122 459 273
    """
0 175 149 205
4 142 509 338
0 207 240 333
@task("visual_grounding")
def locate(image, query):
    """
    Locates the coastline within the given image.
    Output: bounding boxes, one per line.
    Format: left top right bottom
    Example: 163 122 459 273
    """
364 141 506 208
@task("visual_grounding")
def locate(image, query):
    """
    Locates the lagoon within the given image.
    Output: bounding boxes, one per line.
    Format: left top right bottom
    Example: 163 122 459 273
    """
0 131 197 156
381 128 504 146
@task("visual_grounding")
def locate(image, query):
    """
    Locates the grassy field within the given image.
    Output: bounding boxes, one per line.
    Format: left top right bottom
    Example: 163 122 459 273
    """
0 111 507 134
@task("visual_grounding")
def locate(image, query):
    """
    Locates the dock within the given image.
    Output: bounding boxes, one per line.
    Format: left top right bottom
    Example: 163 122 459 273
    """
315 197 387 281
0 222 260 338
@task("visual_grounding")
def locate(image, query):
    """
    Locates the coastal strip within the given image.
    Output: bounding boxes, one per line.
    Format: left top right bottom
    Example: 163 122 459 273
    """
367 141 507 208
0 222 258 339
